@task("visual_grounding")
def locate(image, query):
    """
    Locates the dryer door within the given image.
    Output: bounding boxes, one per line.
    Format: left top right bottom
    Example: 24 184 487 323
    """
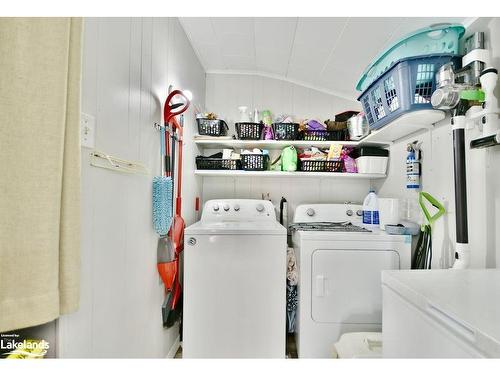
311 249 400 324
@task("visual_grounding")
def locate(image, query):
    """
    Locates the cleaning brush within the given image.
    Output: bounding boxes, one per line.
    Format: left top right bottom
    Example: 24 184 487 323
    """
153 126 173 235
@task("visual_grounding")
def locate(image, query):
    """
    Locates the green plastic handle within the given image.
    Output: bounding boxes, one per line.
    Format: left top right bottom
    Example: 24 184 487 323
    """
419 192 445 227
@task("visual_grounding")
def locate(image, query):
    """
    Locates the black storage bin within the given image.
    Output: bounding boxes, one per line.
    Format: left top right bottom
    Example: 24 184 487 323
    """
299 159 343 172
272 123 300 140
352 147 389 158
196 157 241 170
235 122 264 140
241 154 269 171
335 111 360 122
299 129 349 141
196 118 229 136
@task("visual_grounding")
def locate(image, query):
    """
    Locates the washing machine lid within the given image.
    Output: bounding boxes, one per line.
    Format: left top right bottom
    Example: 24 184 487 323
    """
185 220 286 235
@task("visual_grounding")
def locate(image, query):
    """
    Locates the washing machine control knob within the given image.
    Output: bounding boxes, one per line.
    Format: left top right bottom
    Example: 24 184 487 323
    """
256 204 265 212
188 237 196 246
223 203 230 211
306 208 315 217
212 204 220 212
346 209 353 216
356 210 363 217
233 204 240 212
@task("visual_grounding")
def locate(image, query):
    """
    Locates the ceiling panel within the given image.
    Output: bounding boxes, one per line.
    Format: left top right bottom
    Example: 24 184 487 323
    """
317 17 405 97
319 66 363 99
219 33 255 57
254 17 298 75
223 54 256 70
180 17 217 45
195 43 227 69
179 17 468 100
326 17 405 69
257 50 292 75
210 17 255 36
287 18 348 81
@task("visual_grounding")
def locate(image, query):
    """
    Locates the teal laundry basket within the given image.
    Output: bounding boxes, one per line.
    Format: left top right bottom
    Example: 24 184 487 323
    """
356 24 465 93
357 54 462 130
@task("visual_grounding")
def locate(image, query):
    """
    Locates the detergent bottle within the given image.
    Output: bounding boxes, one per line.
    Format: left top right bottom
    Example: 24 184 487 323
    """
362 189 380 229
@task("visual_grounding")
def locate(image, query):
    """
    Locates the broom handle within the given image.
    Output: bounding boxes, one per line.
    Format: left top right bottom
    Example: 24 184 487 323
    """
160 126 166 175
175 115 183 215
164 123 171 177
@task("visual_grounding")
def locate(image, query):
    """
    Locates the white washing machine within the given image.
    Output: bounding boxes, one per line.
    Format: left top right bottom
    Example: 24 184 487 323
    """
183 199 287 358
291 203 411 358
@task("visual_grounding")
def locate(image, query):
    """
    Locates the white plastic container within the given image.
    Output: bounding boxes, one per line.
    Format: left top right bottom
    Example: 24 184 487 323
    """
362 189 380 229
356 156 388 174
333 332 382 358
378 198 400 230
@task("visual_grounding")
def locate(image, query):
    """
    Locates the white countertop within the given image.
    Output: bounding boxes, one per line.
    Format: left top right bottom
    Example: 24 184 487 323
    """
382 269 500 357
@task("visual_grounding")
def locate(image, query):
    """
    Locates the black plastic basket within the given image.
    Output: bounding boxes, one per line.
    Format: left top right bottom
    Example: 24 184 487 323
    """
272 123 300 140
235 122 264 140
241 154 269 171
299 129 349 141
196 157 241 170
299 159 343 172
196 118 229 136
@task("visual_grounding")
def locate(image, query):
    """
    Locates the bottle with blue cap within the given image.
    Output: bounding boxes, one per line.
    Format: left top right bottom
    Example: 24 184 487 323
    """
362 188 380 229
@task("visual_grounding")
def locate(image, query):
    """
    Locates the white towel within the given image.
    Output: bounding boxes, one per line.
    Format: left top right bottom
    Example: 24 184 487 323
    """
287 270 299 286
287 247 297 270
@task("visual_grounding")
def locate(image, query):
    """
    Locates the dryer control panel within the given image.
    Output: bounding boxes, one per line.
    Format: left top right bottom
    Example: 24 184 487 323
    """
293 203 364 225
201 199 276 222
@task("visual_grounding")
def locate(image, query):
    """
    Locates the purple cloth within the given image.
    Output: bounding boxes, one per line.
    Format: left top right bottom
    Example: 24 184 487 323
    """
343 156 357 173
307 119 326 130
264 125 274 140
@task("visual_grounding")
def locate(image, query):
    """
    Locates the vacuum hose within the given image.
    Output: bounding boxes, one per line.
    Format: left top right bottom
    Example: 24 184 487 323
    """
452 115 470 268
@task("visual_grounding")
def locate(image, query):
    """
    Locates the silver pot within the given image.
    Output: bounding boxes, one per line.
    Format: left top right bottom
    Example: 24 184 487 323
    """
347 113 369 140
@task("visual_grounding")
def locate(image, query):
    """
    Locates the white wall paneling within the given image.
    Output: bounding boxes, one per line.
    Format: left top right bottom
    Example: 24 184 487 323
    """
203 72 371 220
205 72 361 135
375 17 500 269
484 18 500 268
57 17 205 358
202 176 373 224
373 116 496 269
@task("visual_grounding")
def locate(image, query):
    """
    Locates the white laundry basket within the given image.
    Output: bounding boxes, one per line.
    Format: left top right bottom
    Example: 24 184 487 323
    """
333 332 383 358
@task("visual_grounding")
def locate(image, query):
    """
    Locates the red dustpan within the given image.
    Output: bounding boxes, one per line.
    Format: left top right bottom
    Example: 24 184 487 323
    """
157 260 177 291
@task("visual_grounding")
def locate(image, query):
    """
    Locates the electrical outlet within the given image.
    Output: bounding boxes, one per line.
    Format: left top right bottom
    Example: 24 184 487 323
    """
81 113 96 148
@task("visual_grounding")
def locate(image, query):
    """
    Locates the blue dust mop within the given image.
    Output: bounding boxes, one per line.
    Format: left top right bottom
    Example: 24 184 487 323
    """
153 125 173 236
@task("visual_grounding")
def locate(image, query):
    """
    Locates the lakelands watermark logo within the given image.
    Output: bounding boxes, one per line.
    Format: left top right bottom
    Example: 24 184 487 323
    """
1 333 49 359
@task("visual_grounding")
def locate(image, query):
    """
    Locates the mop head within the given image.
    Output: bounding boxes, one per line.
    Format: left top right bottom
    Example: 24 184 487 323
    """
153 176 173 235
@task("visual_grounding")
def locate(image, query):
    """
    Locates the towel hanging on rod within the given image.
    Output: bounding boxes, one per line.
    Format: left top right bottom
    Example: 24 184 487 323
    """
90 150 149 175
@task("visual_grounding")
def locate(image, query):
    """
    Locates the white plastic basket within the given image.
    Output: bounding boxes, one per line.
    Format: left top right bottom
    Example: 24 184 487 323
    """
356 156 388 174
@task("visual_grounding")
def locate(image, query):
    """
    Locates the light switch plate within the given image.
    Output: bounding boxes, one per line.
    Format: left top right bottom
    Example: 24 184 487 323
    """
81 113 96 148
